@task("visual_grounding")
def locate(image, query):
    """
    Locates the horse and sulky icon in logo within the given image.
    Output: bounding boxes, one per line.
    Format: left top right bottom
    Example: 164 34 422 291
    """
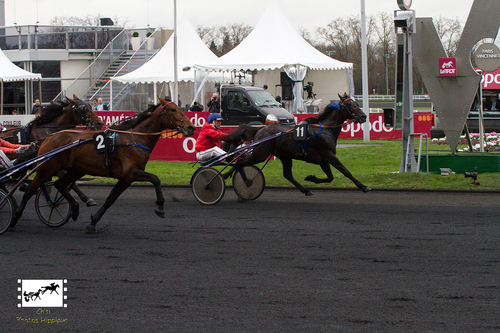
18 279 67 307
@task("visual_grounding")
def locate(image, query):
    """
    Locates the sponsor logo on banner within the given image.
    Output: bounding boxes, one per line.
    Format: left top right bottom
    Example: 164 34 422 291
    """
439 58 457 76
479 67 500 89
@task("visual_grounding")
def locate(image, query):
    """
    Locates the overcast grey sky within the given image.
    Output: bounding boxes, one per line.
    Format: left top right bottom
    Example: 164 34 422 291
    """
6 0 473 33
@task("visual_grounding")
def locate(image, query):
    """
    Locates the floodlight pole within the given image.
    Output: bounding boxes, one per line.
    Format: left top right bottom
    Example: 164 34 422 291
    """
173 0 178 105
361 0 370 142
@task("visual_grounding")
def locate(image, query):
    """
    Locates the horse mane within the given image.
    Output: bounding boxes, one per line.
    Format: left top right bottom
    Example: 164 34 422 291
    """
28 100 70 126
109 104 158 130
228 124 260 143
303 105 336 124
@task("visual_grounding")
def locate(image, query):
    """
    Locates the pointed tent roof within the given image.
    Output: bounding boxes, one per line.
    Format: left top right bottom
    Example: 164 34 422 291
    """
0 49 41 82
195 0 352 72
113 16 220 84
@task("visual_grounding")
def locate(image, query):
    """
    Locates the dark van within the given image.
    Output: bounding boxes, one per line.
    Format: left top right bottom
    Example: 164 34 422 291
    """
220 85 296 126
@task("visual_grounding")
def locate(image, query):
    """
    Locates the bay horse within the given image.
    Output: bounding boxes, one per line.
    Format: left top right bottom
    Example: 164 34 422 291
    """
11 97 195 234
4 95 104 207
227 93 371 196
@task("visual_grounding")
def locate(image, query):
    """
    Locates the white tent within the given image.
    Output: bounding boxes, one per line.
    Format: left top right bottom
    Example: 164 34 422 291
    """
112 16 239 108
0 49 42 114
195 0 354 112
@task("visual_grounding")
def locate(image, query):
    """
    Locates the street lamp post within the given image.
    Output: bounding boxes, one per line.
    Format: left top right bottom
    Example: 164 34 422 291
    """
384 53 390 95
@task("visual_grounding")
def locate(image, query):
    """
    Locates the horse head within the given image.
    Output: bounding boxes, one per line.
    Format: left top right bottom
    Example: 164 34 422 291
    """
338 93 366 124
66 94 103 130
156 96 195 136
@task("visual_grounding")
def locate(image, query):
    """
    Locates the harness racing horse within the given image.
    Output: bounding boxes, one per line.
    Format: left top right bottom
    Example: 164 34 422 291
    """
11 97 195 234
227 93 371 196
5 95 104 207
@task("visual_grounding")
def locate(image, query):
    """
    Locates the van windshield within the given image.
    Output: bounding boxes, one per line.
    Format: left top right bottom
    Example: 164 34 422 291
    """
247 90 281 107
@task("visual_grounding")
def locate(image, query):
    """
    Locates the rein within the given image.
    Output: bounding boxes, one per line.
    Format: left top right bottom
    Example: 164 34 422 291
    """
104 101 183 152
308 118 355 129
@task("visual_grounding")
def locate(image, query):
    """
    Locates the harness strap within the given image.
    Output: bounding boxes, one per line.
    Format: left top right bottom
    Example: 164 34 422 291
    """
107 128 166 136
128 143 152 152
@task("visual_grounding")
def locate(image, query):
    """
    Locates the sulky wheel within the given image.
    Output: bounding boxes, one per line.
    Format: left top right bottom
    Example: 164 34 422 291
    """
0 186 15 235
191 167 226 205
232 165 265 201
35 182 71 227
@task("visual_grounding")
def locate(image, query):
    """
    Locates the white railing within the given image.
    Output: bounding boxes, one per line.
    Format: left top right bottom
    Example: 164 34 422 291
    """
353 95 430 101
91 28 162 110
54 29 129 101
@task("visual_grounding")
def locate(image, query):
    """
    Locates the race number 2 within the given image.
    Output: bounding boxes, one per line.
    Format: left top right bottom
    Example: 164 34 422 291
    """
93 132 107 153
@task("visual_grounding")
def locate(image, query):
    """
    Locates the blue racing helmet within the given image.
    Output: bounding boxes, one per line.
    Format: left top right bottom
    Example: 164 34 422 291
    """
207 113 223 123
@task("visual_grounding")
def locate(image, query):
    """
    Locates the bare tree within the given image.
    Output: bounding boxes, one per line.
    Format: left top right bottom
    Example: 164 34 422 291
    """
372 12 396 94
316 15 377 94
197 23 252 56
434 16 462 57
49 14 128 28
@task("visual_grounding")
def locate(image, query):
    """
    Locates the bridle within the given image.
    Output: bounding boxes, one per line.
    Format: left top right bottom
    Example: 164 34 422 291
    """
161 101 184 136
339 97 361 119
71 102 100 130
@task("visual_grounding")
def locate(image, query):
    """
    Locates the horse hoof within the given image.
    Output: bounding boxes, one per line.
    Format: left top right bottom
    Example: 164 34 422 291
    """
86 199 97 207
305 175 315 182
363 186 372 192
71 209 79 221
86 225 96 234
8 226 16 232
237 197 245 203
155 208 165 218
304 190 313 196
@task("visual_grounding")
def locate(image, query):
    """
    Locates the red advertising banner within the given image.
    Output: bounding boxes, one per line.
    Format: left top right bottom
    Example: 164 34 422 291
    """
95 111 433 162
481 67 500 90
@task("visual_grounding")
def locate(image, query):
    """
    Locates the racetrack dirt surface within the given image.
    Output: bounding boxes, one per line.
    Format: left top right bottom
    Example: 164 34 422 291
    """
1 185 499 332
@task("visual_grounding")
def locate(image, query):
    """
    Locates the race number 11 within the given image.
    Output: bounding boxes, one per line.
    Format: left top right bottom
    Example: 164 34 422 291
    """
293 124 307 141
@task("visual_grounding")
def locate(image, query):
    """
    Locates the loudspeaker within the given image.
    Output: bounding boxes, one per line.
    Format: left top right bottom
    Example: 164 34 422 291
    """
100 18 114 26
383 108 394 127
280 72 292 86
282 86 293 100
280 72 293 100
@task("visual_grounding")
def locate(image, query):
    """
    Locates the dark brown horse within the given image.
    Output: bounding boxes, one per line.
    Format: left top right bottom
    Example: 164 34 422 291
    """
1 95 103 146
27 95 103 140
11 97 195 233
227 93 371 196
4 95 104 206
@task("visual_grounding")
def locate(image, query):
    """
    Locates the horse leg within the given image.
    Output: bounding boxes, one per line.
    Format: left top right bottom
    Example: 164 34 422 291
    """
280 157 313 196
305 162 334 184
326 154 371 192
56 170 96 207
87 179 132 234
11 176 52 229
53 171 83 221
71 184 97 207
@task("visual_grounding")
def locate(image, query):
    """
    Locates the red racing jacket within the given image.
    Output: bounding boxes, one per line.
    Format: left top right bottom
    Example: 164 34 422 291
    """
0 137 28 154
195 122 230 153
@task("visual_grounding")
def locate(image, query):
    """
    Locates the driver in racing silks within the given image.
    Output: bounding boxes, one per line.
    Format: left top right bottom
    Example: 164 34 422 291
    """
195 113 231 162
0 137 35 170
